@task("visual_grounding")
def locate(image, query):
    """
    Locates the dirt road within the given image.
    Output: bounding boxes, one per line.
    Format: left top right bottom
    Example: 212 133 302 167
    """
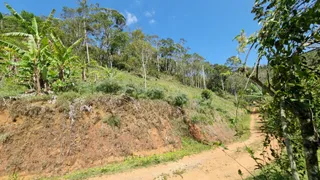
91 113 265 180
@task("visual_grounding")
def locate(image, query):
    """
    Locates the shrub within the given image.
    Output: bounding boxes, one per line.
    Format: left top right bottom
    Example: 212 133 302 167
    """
52 79 76 92
191 114 212 125
96 80 122 94
56 91 80 111
58 91 80 102
103 115 121 128
124 84 147 99
0 133 10 144
173 94 188 107
74 82 97 94
201 89 213 100
146 89 165 100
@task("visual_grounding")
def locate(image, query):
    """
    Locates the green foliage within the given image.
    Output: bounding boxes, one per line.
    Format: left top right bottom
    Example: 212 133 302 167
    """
96 80 123 94
0 133 10 144
201 89 213 100
146 88 165 100
124 84 147 99
103 115 121 128
56 91 80 111
173 94 188 107
248 0 320 178
52 79 76 92
191 114 212 125
0 78 26 98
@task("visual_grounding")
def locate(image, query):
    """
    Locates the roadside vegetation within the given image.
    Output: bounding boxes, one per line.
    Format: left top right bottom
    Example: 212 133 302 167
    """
2 0 320 179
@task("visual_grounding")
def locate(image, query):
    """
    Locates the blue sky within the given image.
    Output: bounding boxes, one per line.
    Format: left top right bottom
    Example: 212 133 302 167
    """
0 0 260 65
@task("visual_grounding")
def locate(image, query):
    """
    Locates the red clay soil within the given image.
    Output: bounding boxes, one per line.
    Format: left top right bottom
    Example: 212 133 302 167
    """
0 97 181 177
90 113 278 180
0 96 236 179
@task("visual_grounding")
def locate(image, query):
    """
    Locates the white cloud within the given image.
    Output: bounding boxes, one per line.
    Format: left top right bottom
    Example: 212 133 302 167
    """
126 11 138 26
149 19 156 24
145 10 155 17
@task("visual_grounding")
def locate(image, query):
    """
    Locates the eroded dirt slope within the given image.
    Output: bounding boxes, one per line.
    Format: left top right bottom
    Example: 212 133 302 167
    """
0 95 236 178
91 113 272 180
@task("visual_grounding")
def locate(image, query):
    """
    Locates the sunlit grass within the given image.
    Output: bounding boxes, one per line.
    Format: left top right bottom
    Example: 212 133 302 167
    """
41 137 212 180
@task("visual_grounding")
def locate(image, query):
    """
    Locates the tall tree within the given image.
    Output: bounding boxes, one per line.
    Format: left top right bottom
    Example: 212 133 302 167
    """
248 0 320 179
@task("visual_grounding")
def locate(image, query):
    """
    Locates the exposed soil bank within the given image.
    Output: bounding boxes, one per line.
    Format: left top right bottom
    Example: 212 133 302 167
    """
0 95 236 178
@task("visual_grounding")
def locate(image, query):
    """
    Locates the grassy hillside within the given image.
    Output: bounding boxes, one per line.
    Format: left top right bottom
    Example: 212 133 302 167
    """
0 69 251 179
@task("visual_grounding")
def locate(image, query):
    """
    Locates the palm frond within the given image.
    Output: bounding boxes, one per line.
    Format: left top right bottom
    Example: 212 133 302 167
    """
31 17 40 40
5 3 26 23
42 9 56 32
0 40 25 54
0 32 31 38
65 38 83 56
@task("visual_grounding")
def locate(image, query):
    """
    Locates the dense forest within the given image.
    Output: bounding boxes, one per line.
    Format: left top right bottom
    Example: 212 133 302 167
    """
1 0 320 180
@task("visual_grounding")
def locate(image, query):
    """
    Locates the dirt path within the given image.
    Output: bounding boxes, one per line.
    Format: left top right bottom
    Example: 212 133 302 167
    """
90 113 265 180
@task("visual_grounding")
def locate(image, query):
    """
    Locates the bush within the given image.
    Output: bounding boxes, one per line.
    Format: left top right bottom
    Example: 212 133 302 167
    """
173 94 188 107
56 91 80 111
146 89 165 100
201 89 213 100
74 82 97 94
58 91 80 102
0 133 10 144
124 84 147 99
103 115 121 128
191 114 213 125
0 78 26 98
96 80 122 94
52 79 76 92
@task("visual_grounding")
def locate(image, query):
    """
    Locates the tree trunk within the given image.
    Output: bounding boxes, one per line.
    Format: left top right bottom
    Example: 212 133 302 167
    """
157 54 160 72
83 20 90 81
142 50 147 89
221 77 225 91
34 67 41 95
82 67 87 82
280 101 300 180
202 65 206 89
59 68 65 81
297 108 319 180
84 21 90 65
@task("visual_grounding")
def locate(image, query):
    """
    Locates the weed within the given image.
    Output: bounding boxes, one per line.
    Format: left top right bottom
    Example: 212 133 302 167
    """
154 173 169 180
173 94 188 107
124 84 147 99
8 172 20 180
191 114 212 125
201 89 213 100
56 91 80 111
26 94 52 103
103 115 121 128
172 168 186 178
96 80 122 94
146 88 165 100
0 133 10 144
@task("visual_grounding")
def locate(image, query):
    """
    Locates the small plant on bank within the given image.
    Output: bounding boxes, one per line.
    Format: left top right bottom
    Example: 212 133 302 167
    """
173 94 188 107
201 89 213 100
146 88 165 100
191 114 211 125
124 84 147 99
103 115 121 128
0 133 10 144
96 80 122 94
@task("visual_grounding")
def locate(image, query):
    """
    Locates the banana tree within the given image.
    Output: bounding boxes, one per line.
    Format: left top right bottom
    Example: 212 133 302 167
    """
0 4 55 94
0 46 19 77
50 33 82 82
